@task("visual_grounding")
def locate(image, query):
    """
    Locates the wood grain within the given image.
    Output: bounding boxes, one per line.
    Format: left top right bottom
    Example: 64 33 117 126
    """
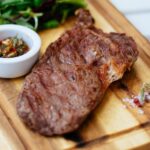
0 0 150 149
0 108 25 150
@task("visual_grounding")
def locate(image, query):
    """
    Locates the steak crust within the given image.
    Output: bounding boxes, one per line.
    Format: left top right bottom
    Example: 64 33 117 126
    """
17 9 138 136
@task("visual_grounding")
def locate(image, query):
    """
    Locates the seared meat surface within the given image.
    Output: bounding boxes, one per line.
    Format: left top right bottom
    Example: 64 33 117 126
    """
17 9 138 136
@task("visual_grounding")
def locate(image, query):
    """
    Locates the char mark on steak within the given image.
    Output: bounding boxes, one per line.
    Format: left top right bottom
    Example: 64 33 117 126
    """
17 9 138 136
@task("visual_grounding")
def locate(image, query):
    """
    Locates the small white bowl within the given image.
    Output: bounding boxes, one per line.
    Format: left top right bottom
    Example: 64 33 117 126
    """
0 25 41 78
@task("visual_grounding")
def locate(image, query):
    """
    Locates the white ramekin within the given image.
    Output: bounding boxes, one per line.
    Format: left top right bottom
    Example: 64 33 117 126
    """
0 25 41 78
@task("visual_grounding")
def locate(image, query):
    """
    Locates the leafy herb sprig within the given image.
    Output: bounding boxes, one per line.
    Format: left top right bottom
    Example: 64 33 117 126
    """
0 0 86 30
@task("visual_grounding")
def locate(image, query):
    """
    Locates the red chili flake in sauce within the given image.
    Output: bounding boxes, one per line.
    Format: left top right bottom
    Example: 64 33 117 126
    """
0 36 29 58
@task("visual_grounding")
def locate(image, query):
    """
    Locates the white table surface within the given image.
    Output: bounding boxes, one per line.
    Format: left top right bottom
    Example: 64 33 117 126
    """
111 0 150 40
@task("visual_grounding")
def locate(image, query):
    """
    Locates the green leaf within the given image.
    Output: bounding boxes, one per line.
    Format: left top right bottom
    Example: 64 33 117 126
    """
43 20 59 28
1 9 13 18
0 17 10 24
33 0 43 7
0 0 31 8
15 17 34 30
56 0 86 7
19 7 43 30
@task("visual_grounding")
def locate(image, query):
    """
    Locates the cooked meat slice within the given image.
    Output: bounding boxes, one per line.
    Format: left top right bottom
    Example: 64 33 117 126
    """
17 9 138 136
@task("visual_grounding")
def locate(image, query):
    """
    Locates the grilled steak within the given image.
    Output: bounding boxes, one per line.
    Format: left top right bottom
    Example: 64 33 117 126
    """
17 9 138 136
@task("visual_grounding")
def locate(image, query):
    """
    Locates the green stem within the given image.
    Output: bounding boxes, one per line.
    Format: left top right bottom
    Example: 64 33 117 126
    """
56 0 86 7
33 16 38 30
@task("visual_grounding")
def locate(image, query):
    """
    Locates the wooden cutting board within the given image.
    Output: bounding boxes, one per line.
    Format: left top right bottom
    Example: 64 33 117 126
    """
0 0 150 150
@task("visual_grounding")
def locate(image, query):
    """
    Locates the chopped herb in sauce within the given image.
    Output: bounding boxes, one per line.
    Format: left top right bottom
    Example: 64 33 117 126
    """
0 36 29 58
